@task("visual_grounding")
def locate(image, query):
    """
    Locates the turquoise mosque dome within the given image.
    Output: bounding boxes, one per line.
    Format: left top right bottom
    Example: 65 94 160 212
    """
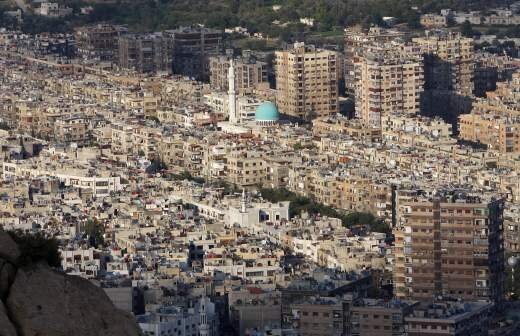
255 102 280 122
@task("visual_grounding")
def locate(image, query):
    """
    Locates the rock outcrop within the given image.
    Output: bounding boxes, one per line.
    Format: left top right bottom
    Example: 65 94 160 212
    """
0 231 142 336
0 300 17 336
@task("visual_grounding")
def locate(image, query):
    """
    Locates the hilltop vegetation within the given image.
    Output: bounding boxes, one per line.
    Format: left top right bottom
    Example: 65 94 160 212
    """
2 0 516 37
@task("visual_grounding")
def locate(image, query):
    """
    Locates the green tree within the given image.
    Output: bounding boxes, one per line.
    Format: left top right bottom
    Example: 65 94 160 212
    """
461 20 474 37
7 230 61 267
85 219 105 248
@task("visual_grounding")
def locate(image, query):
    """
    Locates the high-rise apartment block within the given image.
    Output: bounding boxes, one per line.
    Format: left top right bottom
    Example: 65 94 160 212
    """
209 54 268 94
393 187 505 304
164 26 223 81
412 31 475 123
413 31 474 96
355 51 424 129
275 42 339 119
344 27 406 98
118 33 173 73
458 72 520 153
74 24 127 62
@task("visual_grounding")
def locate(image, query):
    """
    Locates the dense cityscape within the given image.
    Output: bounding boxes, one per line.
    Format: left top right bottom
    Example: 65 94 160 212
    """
1 0 520 335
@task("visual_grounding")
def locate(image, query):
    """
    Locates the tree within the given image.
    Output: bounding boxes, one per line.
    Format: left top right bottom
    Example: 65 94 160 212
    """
146 156 166 174
85 219 105 248
461 20 474 37
7 230 61 267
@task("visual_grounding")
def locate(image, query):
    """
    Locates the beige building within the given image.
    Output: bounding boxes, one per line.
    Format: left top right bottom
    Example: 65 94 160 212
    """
413 31 474 96
289 299 346 336
458 73 520 153
275 43 339 119
393 188 505 303
226 148 266 188
355 51 423 129
459 112 520 153
344 27 406 98
420 14 448 28
54 116 90 145
351 299 417 336
209 55 268 94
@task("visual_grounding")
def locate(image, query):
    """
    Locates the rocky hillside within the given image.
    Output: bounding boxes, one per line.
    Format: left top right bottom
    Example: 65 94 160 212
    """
0 231 142 336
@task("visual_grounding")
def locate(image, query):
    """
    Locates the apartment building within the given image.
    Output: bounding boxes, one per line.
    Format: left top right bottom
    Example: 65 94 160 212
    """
118 33 174 73
351 299 417 336
61 247 102 279
420 14 449 28
404 300 493 336
228 288 282 336
505 204 520 253
54 115 90 145
413 31 474 96
312 115 382 142
458 71 520 153
36 2 72 17
209 54 268 94
156 135 185 171
75 24 127 62
411 31 475 123
275 42 339 119
354 51 423 129
164 26 223 81
111 122 135 155
458 111 520 153
393 187 505 303
226 148 267 188
344 27 406 98
289 298 346 336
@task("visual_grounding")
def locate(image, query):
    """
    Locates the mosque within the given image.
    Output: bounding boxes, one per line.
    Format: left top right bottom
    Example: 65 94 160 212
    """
217 59 280 134
254 101 279 127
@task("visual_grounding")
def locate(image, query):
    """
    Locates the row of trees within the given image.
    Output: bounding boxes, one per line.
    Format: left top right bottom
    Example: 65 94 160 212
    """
6 0 514 38
260 187 391 233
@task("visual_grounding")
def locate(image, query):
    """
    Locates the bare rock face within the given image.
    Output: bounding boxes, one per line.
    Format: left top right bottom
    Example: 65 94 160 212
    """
0 300 17 336
0 260 16 300
6 263 142 336
0 232 20 264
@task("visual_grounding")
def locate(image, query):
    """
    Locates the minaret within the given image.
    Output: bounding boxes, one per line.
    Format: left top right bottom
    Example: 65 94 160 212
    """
241 188 247 213
228 59 238 125
199 294 210 336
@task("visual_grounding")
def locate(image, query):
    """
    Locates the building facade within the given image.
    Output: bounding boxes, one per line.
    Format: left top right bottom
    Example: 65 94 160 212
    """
275 43 339 119
209 54 268 94
118 33 173 73
164 27 223 81
393 188 505 303
355 51 423 129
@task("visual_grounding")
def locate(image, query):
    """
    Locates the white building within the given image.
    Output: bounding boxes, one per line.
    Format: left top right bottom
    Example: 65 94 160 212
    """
138 297 218 336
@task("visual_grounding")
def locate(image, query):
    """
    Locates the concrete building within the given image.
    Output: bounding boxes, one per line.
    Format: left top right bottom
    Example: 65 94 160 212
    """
75 24 127 62
275 42 339 119
393 187 505 303
289 297 346 336
344 27 406 98
355 51 423 129
505 204 520 253
404 300 493 336
118 33 174 73
351 299 417 336
413 31 474 123
420 14 449 28
209 54 268 94
164 26 223 81
228 288 282 336
413 31 474 97
138 297 218 336
458 111 520 153
35 2 72 17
